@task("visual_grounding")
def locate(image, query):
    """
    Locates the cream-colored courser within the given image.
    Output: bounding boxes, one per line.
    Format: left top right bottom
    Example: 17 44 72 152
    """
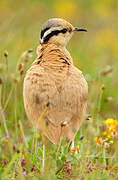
23 18 88 146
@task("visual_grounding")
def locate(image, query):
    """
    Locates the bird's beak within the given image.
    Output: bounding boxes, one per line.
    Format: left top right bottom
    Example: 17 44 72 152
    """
73 27 87 32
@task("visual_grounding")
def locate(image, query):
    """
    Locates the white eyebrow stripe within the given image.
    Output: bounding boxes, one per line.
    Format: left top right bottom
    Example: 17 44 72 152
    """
42 26 63 40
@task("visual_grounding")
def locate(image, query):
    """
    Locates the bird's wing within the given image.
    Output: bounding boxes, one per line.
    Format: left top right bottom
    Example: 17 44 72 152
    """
46 65 88 126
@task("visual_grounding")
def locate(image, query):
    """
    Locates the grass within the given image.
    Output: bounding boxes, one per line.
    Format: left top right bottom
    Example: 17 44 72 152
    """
0 0 118 179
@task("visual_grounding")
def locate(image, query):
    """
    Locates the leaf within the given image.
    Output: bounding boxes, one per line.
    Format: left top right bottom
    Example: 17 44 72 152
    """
37 146 43 158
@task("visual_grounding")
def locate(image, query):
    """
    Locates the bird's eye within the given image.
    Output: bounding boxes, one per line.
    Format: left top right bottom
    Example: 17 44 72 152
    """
61 28 67 34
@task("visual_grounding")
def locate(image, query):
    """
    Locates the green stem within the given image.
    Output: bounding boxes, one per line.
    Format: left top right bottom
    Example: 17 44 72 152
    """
0 84 9 137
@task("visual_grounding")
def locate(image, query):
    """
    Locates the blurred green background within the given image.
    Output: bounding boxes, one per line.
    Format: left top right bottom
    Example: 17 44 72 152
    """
0 0 118 117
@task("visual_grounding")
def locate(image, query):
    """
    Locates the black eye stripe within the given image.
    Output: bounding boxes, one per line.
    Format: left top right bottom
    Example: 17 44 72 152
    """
40 27 50 39
61 28 67 33
43 28 67 42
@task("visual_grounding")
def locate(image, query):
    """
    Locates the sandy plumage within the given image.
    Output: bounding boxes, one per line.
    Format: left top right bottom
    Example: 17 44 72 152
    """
23 19 88 144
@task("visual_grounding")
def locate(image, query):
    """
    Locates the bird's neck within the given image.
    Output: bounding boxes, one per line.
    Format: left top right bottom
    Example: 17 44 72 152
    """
36 43 73 65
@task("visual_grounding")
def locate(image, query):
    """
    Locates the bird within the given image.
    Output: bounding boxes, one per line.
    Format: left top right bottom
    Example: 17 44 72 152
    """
23 18 88 167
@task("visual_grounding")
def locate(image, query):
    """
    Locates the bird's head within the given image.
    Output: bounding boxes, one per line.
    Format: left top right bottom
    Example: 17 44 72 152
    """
40 18 87 46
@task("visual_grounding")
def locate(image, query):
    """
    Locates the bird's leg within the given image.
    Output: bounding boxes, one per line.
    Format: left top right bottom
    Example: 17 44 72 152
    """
42 144 45 169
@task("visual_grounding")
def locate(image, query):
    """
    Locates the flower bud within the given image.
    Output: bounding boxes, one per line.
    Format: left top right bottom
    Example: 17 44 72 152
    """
4 50 8 57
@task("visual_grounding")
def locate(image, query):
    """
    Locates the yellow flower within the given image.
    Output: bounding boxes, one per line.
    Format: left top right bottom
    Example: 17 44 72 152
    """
94 137 98 142
94 137 103 144
36 133 40 137
113 120 118 126
105 119 118 133
105 118 115 125
107 134 111 139
109 140 113 144
94 137 97 142
108 125 115 132
103 131 107 136
76 145 79 153
99 137 103 142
